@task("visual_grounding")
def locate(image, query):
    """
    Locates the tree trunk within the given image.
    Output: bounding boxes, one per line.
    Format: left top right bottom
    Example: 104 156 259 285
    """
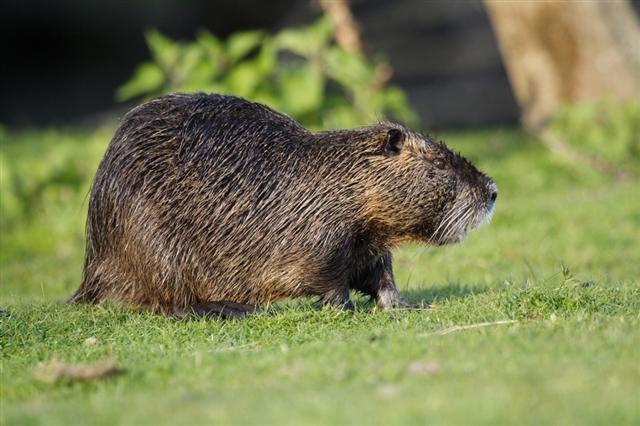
484 0 640 132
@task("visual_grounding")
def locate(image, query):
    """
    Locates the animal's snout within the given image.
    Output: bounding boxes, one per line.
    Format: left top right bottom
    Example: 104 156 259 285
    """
487 182 498 207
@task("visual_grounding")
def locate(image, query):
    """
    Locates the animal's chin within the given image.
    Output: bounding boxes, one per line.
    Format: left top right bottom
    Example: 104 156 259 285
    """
425 204 494 246
444 228 468 245
428 228 468 246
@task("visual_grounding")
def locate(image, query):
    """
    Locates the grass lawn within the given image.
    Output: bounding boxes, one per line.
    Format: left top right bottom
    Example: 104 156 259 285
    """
1 126 639 425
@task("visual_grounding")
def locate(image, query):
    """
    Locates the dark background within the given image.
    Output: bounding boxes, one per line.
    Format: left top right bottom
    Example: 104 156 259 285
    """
2 0 639 129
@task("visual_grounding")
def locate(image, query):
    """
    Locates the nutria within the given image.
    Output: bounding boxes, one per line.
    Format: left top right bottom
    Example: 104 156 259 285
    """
70 93 497 318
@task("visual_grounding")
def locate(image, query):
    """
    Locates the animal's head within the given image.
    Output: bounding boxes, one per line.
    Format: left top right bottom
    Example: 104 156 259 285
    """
360 123 497 245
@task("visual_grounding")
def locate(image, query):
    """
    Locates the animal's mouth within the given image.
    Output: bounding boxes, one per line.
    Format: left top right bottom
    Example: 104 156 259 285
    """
456 226 470 242
474 203 495 230
430 203 494 246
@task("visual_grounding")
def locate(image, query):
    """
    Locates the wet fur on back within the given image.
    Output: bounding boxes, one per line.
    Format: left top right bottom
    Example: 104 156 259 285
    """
70 93 497 315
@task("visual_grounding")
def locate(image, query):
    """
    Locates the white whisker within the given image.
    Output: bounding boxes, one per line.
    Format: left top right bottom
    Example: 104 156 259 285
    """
438 206 467 243
431 201 469 244
443 204 474 242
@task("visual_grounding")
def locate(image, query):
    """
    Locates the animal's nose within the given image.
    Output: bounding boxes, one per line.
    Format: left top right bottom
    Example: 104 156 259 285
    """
487 182 498 205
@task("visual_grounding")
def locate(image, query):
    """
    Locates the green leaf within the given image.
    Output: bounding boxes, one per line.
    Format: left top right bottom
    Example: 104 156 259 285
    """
196 30 224 58
225 61 262 97
325 47 372 90
275 29 310 57
279 63 324 115
196 30 225 79
256 39 276 75
275 17 332 57
173 44 205 87
116 63 164 101
226 30 263 62
145 29 180 71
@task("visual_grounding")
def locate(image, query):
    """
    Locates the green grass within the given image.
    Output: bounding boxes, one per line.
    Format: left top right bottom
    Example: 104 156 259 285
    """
1 126 639 425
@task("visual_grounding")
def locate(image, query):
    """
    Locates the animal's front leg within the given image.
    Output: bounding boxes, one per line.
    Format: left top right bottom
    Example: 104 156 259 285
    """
354 253 428 310
321 285 355 311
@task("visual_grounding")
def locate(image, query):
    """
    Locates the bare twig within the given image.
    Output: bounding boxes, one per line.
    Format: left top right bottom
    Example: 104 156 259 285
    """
418 320 518 338
539 129 631 181
319 0 364 55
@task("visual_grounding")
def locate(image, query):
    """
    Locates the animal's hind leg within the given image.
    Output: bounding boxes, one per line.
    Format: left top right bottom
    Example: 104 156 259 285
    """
172 301 262 319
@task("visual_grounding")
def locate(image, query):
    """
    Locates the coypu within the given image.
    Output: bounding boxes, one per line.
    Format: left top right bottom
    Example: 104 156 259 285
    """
70 93 497 318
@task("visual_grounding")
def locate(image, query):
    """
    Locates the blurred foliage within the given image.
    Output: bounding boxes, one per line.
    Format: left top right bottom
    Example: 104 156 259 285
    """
0 127 109 265
549 100 640 176
117 18 417 130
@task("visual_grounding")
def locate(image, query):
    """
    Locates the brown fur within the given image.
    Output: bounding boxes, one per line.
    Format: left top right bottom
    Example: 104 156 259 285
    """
70 93 497 317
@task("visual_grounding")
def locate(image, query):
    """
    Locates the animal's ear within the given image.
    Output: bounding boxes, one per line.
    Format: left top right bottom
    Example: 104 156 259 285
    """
383 128 405 156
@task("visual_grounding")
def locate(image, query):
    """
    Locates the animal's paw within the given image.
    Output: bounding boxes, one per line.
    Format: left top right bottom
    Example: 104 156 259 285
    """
376 287 430 310
395 299 430 310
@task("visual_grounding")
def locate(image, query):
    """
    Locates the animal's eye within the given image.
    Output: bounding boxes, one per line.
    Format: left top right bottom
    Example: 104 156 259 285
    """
432 158 445 169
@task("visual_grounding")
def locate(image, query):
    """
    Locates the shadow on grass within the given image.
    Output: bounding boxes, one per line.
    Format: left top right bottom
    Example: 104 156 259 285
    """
400 282 490 305
348 282 491 310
